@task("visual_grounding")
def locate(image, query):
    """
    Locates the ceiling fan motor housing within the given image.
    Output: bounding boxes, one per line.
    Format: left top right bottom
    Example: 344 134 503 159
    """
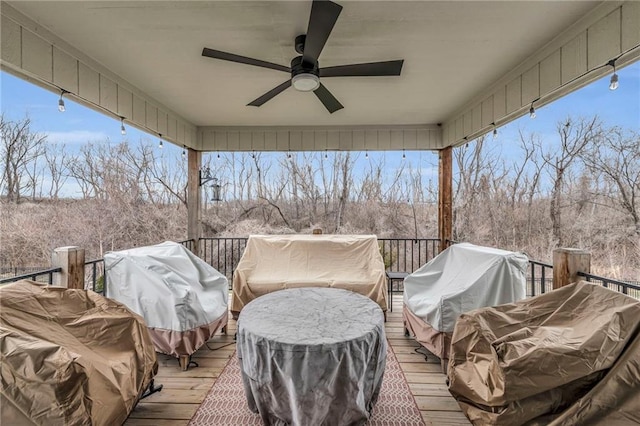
291 55 319 77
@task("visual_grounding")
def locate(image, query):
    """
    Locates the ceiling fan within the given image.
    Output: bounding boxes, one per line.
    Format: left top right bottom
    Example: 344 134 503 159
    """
202 0 404 113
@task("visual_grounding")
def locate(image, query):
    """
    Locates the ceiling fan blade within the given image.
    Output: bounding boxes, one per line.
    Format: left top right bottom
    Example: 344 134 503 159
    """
302 0 343 66
202 48 290 73
313 83 343 113
247 80 292 107
320 60 404 77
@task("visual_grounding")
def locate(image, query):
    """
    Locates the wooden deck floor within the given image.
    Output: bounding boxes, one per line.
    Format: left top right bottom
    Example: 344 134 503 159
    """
124 295 470 426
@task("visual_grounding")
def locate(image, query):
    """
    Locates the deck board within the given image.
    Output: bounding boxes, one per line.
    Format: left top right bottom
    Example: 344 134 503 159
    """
124 294 470 425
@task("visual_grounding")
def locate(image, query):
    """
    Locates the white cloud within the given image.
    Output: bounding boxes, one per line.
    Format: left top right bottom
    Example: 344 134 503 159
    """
45 130 110 145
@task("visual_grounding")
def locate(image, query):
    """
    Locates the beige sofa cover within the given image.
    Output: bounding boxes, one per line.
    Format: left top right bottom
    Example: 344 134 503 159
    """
448 281 640 425
231 234 387 317
0 281 157 426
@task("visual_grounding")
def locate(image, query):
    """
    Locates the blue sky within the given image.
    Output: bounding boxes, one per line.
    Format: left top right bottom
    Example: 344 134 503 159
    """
1 61 639 195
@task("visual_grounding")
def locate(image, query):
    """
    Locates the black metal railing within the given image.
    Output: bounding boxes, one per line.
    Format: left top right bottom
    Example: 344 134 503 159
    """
578 271 640 299
527 260 554 297
0 267 63 285
0 260 104 293
85 259 105 294
199 238 248 283
378 238 441 273
6 239 637 302
178 239 196 253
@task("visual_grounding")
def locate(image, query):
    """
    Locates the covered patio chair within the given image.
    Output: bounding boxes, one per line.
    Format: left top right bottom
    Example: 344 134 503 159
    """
403 243 528 366
105 241 229 369
448 281 640 425
0 280 158 426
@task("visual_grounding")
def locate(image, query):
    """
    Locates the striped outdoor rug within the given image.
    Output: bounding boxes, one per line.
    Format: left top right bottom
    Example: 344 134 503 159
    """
190 343 425 425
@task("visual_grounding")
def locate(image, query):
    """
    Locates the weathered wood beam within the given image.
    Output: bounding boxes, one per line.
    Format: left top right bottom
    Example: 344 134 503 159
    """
553 248 591 289
187 149 202 256
438 147 453 252
52 246 85 289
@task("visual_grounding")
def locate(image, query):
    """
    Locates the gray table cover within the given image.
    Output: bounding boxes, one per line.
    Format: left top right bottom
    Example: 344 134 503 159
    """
237 287 387 426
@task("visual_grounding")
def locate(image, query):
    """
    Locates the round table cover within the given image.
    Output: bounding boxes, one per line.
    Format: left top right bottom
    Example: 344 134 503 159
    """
237 287 387 426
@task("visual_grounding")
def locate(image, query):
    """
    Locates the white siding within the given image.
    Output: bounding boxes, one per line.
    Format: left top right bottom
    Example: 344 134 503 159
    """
1 6 197 148
442 2 640 147
199 126 442 152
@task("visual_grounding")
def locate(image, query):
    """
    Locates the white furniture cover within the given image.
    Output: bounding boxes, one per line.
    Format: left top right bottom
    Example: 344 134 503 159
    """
403 243 528 360
237 287 387 425
105 241 228 358
231 234 387 317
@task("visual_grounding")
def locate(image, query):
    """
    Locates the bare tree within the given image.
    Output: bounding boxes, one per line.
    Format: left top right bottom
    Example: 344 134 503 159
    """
542 116 601 245
0 114 47 202
148 148 187 206
581 128 640 235
44 143 69 199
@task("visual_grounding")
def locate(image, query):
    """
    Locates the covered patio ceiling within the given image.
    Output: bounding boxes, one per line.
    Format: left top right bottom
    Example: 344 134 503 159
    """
1 1 639 152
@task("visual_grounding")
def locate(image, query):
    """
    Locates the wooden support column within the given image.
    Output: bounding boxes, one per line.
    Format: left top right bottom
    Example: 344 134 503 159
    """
187 148 202 257
52 246 85 289
553 248 591 289
438 146 453 252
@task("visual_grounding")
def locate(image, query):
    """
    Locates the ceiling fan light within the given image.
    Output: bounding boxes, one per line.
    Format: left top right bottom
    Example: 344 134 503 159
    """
292 73 320 92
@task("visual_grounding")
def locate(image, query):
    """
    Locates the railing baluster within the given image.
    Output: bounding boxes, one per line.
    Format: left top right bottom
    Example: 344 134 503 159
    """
92 262 97 291
530 264 536 297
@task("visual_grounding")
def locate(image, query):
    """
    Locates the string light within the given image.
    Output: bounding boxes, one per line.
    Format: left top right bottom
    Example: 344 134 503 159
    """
158 134 163 149
324 149 328 159
217 152 220 159
58 90 66 112
529 102 536 119
491 122 497 138
365 150 369 159
120 117 127 135
608 59 619 90
182 146 186 159
402 149 406 160
288 150 292 159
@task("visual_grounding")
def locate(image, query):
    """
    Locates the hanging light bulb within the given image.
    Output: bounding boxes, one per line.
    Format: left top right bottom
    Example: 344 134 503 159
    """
288 150 292 159
158 134 163 149
609 73 619 90
491 122 497 138
365 150 369 159
120 117 127 135
58 91 66 112
182 147 186 159
607 59 619 91
217 152 220 159
529 104 536 119
324 150 328 159
402 149 406 160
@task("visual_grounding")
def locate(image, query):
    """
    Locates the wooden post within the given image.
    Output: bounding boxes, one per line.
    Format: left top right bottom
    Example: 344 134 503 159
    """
438 146 453 252
187 148 202 257
52 246 85 289
553 248 591 289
